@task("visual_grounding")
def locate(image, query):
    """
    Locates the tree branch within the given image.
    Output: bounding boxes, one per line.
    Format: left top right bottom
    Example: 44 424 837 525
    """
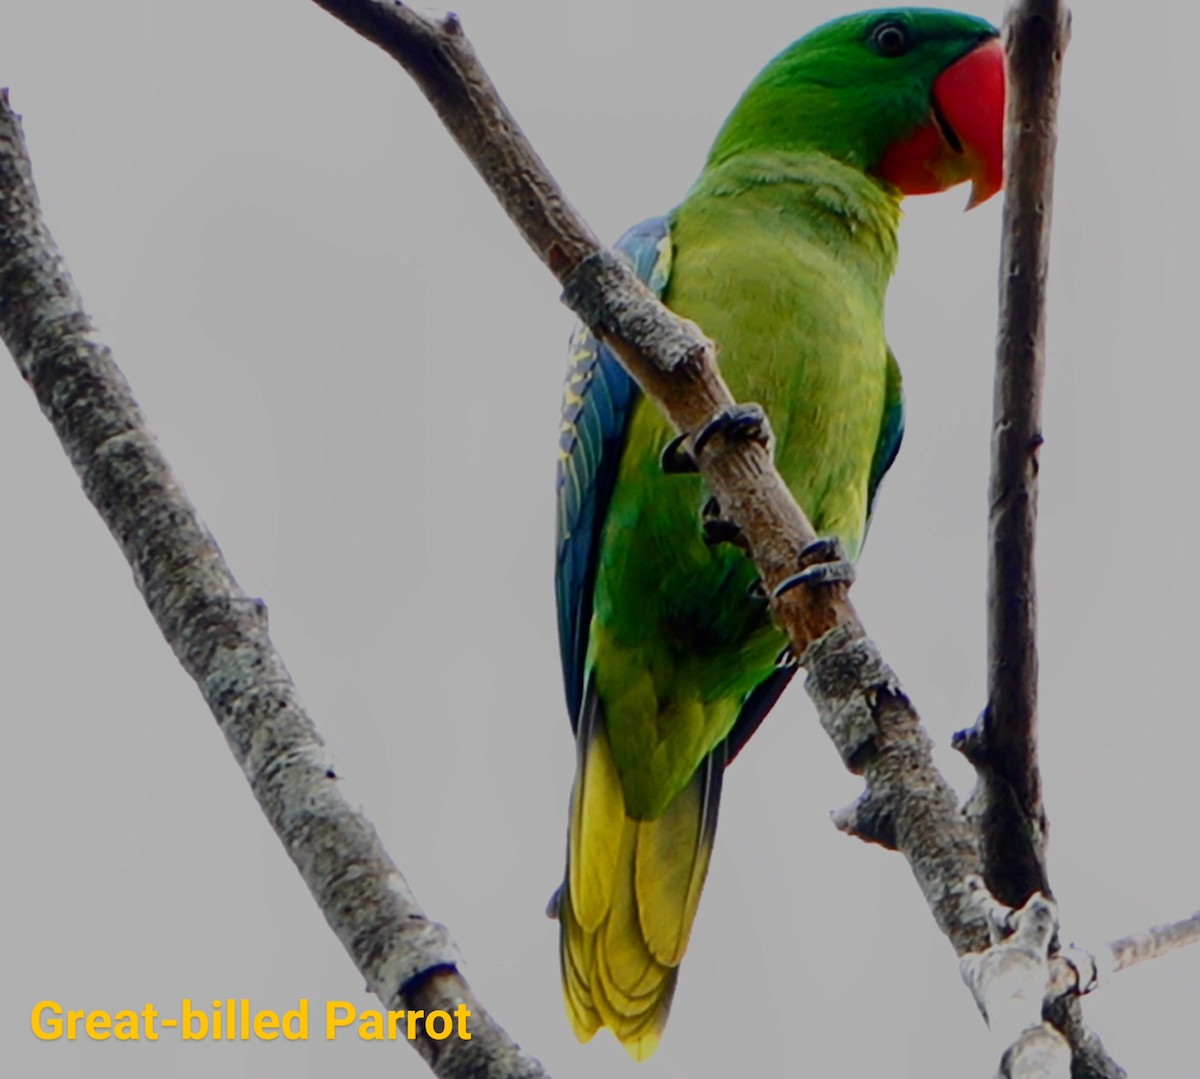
947 7 1123 1076
1109 909 1200 972
0 90 547 1079
955 0 1070 909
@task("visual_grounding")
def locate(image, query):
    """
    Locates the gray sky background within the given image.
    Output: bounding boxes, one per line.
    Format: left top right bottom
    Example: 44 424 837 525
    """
3 2 1197 1076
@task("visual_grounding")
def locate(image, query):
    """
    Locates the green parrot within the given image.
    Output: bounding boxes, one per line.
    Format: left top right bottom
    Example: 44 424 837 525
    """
553 7 1005 1059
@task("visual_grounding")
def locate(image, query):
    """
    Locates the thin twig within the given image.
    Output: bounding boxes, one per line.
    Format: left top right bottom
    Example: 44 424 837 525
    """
0 90 547 1079
1110 909 1200 972
1044 909 1200 998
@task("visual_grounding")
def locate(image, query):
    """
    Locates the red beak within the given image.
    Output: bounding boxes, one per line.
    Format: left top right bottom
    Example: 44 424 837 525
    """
876 37 1006 208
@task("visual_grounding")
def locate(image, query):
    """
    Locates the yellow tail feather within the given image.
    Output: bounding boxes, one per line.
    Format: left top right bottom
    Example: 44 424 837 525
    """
558 698 721 1061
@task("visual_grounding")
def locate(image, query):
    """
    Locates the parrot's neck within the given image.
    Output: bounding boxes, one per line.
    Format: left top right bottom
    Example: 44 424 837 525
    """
681 150 901 291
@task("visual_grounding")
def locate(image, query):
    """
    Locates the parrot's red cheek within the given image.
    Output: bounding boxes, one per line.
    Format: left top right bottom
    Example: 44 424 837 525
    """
876 37 1007 207
876 118 949 197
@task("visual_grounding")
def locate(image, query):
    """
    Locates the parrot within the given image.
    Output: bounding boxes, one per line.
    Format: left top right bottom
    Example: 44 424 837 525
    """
551 7 1005 1060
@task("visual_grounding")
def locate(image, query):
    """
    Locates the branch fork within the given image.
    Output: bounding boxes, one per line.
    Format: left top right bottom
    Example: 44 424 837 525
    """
960 879 1070 1077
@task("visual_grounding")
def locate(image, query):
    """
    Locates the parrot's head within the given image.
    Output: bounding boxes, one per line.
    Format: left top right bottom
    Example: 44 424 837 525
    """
708 8 1006 207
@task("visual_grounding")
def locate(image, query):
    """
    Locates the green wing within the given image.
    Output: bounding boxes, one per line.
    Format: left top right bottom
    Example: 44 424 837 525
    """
866 345 905 525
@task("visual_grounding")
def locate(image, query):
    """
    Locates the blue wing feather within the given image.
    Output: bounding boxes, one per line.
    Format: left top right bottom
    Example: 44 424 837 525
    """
555 217 672 730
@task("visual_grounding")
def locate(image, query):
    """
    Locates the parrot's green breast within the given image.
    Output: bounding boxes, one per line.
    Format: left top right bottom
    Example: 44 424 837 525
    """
589 150 902 818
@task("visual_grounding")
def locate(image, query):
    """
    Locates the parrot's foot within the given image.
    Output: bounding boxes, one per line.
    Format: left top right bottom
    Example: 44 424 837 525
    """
659 403 774 474
545 884 563 921
660 432 699 474
701 496 749 550
692 402 774 459
771 538 856 598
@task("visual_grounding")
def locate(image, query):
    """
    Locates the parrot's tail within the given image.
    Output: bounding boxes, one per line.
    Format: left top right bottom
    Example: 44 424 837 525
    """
554 690 724 1061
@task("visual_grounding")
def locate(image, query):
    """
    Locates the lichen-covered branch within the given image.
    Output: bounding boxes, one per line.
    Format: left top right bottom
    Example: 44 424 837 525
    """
809 628 986 947
960 887 1071 1078
955 0 1071 910
0 90 547 1079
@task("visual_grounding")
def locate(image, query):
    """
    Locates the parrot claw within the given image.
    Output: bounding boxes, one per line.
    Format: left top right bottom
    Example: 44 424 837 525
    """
702 518 745 547
545 884 563 921
692 402 774 460
660 432 699 474
771 538 856 598
662 404 773 475
701 495 750 550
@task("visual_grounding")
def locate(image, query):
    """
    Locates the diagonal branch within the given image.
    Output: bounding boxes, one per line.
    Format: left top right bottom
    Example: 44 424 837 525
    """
0 90 547 1079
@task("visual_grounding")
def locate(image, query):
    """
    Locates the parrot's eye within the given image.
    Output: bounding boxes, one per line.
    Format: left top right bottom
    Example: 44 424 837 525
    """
869 20 912 58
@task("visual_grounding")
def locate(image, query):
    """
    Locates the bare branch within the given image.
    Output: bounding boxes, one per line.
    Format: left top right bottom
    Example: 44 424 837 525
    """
948 7 1123 1075
1109 909 1200 972
955 0 1071 908
0 90 547 1079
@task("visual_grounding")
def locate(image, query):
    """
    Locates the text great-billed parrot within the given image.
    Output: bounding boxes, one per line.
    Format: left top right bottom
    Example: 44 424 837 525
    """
552 8 1005 1059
